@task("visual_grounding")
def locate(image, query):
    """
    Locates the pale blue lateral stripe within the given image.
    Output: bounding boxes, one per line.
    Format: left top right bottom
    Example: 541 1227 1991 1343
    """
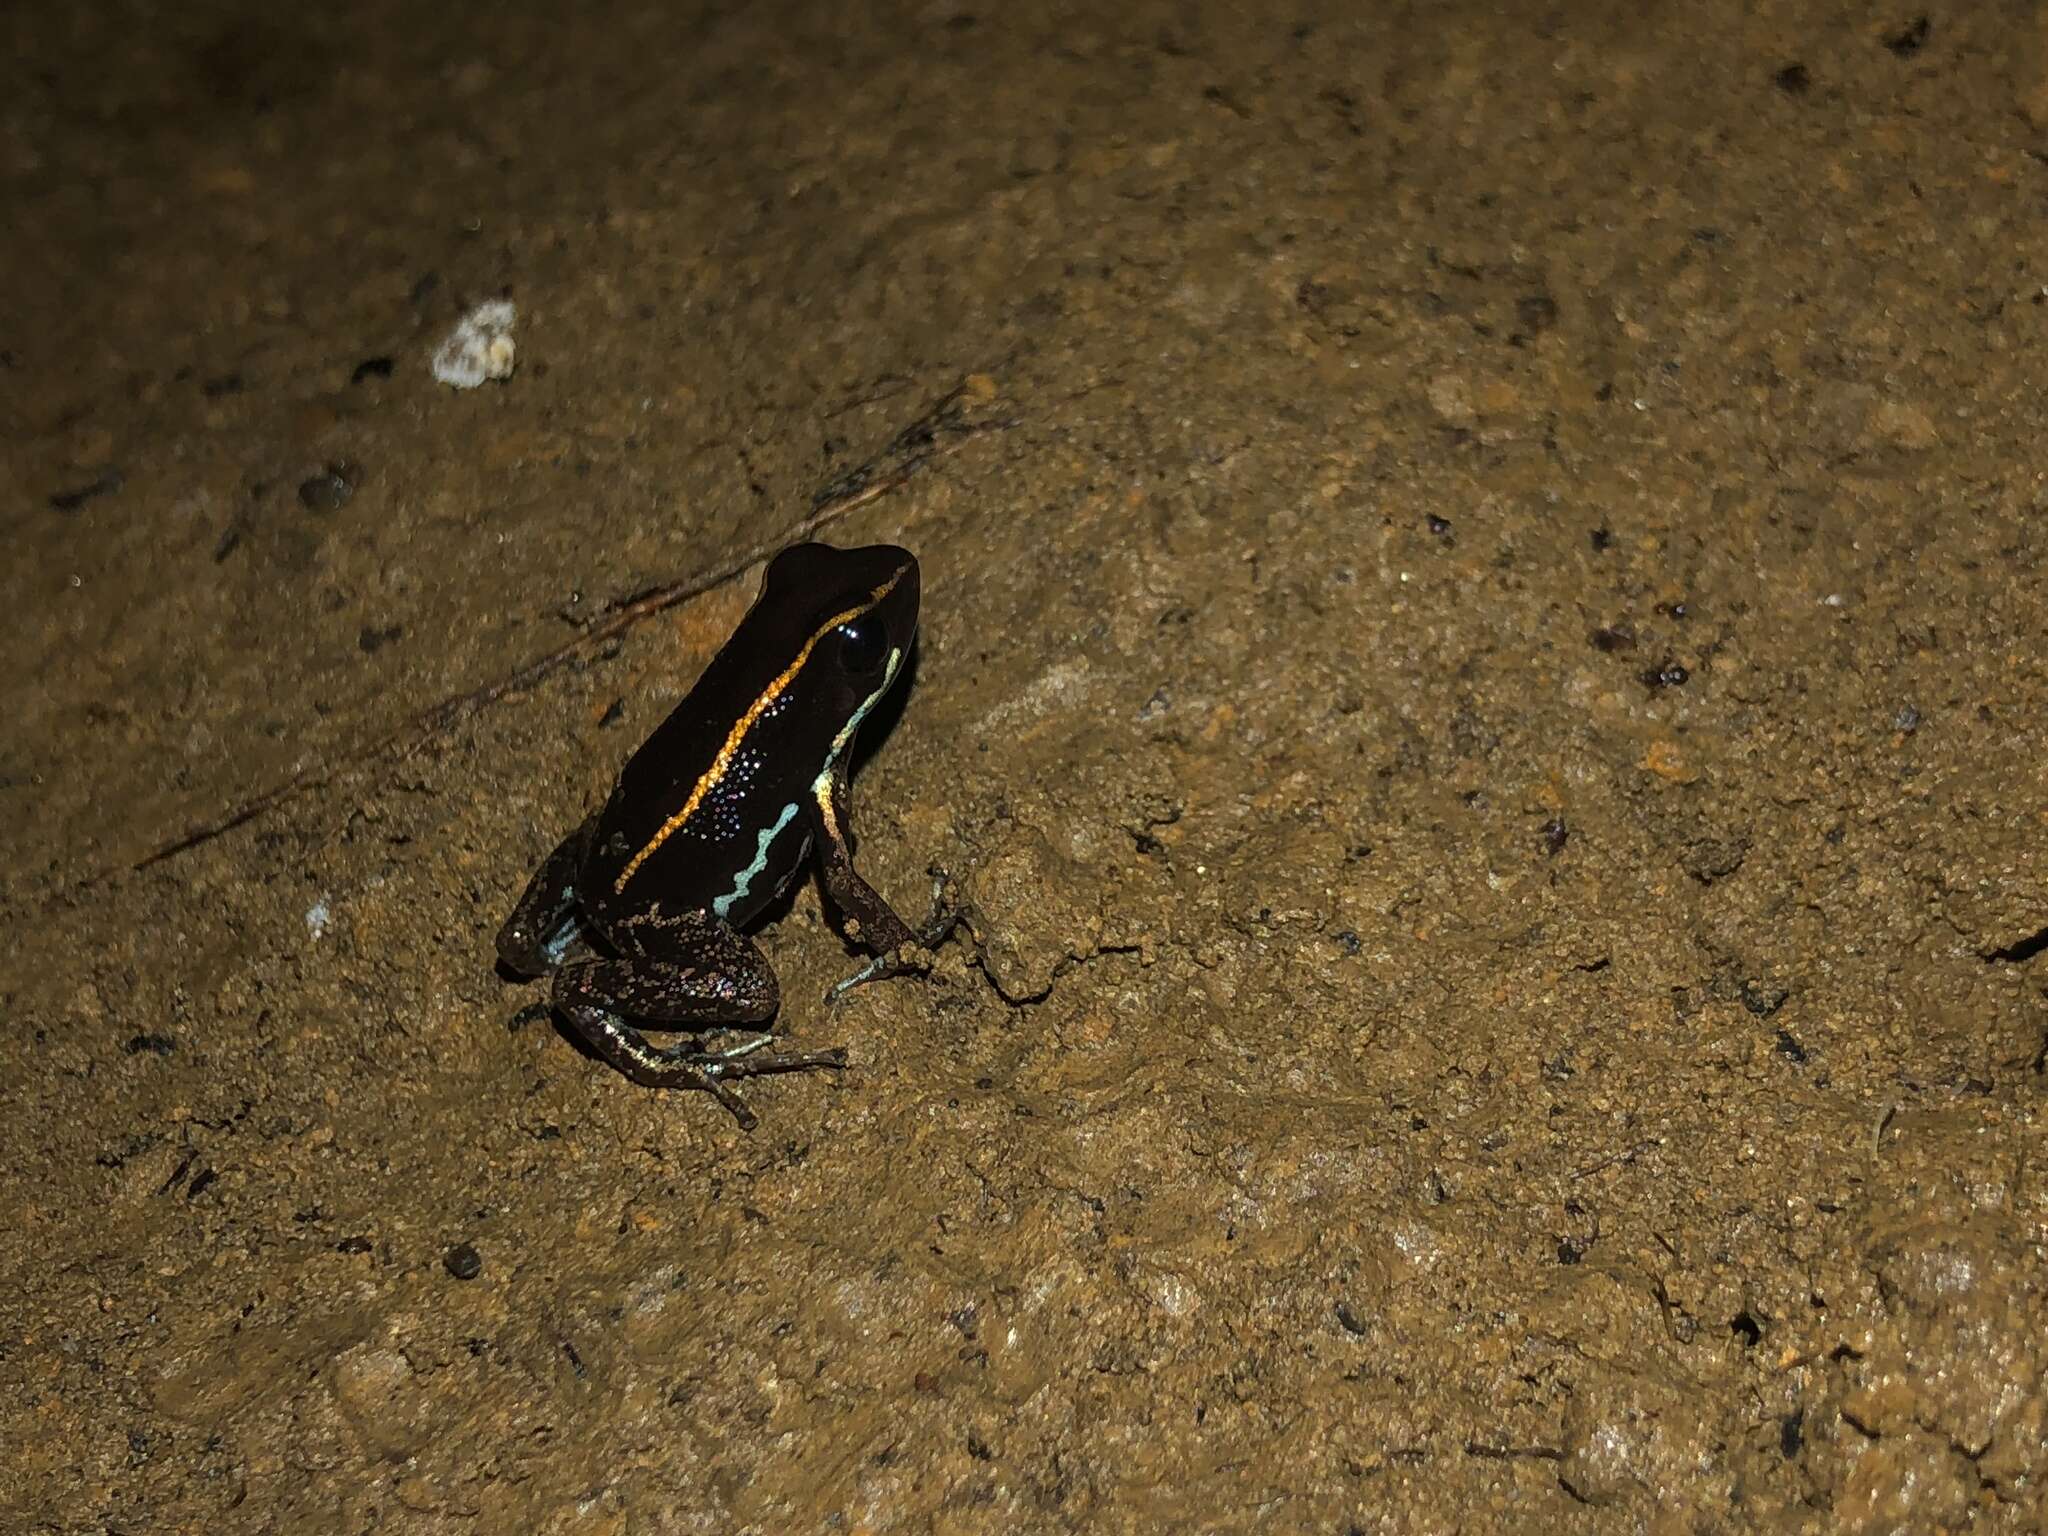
713 801 800 919
541 905 584 967
811 647 904 796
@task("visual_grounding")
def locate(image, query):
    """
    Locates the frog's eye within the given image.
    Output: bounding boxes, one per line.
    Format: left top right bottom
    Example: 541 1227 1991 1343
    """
834 619 887 676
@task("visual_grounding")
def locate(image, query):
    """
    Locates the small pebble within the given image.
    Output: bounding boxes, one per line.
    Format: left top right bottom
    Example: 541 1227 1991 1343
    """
444 1242 483 1280
298 463 357 513
432 299 518 389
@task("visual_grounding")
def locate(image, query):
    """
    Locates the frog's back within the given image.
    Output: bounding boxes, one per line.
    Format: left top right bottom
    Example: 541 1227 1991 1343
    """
579 652 809 923
578 542 917 930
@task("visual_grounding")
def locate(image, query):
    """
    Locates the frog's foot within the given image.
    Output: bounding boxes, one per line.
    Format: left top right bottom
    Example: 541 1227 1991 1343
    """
697 1040 849 1076
685 1039 849 1128
827 869 962 1002
505 1001 556 1034
559 1003 843 1132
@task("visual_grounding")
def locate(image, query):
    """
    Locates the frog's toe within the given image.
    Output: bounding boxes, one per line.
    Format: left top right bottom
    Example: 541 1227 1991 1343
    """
505 1001 555 1033
698 1042 848 1076
915 900 961 950
827 940 939 1003
826 953 891 1003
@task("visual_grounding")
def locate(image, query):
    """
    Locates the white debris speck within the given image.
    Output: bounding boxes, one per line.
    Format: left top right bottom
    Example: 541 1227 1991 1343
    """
431 299 518 388
1146 1269 1201 1317
305 898 331 939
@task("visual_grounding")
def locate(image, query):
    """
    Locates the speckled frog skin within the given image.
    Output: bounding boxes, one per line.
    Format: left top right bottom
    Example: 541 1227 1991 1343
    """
495 542 955 1129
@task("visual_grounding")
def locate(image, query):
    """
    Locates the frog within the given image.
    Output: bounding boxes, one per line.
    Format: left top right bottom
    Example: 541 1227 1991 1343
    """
495 541 957 1129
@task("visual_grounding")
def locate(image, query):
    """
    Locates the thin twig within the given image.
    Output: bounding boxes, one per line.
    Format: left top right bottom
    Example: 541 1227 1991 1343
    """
121 380 1008 877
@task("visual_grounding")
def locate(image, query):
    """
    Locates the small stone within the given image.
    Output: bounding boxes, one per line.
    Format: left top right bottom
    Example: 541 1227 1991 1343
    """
328 1339 437 1459
1425 373 1476 427
1642 739 1696 783
1680 832 1749 884
297 463 357 512
443 1242 483 1280
431 299 518 389
331 1344 411 1422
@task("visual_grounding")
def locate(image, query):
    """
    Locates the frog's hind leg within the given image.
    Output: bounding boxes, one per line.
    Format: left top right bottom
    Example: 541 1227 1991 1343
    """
552 910 845 1129
552 996 848 1132
556 1004 768 1129
496 815 598 975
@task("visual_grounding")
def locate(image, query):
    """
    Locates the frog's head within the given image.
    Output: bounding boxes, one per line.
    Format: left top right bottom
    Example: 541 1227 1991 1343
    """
757 541 920 729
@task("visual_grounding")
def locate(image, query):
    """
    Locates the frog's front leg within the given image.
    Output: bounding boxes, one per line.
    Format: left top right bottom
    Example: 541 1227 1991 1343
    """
496 814 598 975
552 908 844 1131
811 763 959 1000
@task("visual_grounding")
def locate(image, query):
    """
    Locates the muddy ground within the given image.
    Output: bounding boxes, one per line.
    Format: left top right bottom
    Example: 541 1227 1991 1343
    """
6 0 2048 1530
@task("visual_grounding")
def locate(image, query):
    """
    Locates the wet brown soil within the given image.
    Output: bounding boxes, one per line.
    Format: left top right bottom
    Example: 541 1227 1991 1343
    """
6 1 2048 1530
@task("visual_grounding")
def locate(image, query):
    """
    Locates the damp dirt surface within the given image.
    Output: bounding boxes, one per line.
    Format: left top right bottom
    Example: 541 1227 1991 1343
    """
6 1 2048 1531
